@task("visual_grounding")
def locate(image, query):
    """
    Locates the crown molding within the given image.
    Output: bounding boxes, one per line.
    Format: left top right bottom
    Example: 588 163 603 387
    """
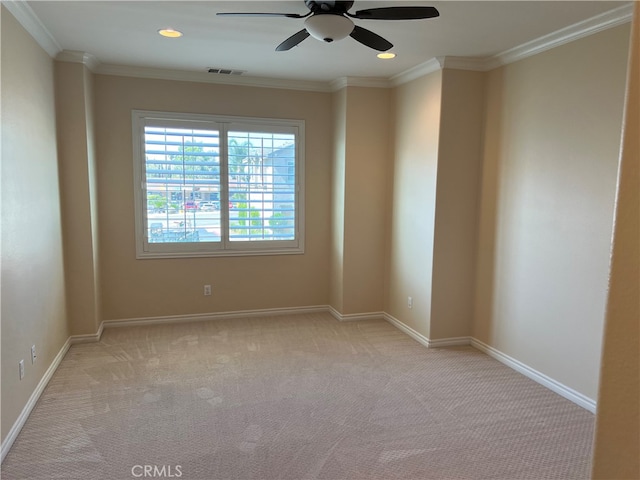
391 2 633 81
390 57 442 86
330 76 391 91
485 2 634 71
2 0 61 57
95 64 333 92
56 50 100 71
439 56 488 72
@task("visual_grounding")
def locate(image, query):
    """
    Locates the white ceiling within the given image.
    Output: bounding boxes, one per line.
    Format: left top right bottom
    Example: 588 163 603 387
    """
21 1 632 84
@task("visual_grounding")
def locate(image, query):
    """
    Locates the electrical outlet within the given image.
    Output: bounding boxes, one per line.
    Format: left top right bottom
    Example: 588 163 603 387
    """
408 296 413 309
204 284 212 296
19 359 25 380
31 345 37 364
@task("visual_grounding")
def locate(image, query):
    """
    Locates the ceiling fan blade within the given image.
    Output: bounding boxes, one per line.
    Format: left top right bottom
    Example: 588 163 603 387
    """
276 29 311 51
349 6 439 20
349 25 392 51
216 12 309 19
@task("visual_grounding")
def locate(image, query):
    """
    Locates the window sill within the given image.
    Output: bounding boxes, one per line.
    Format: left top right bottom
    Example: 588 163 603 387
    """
135 247 305 260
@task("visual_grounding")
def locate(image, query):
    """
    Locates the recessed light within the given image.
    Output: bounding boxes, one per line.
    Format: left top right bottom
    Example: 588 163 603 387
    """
377 52 396 59
158 28 183 38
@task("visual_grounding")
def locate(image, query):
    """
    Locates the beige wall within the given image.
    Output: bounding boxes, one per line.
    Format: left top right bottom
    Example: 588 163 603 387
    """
592 4 639 478
386 69 484 341
330 89 347 312
1 7 70 442
386 71 442 338
55 61 101 335
430 69 485 340
94 75 332 320
474 25 631 399
342 87 389 314
85 65 102 333
331 87 390 315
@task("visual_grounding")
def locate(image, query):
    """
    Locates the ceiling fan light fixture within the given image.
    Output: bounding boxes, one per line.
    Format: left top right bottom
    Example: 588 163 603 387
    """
158 28 183 38
304 14 354 43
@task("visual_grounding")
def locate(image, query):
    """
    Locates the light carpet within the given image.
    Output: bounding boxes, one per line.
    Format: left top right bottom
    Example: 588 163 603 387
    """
1 312 595 479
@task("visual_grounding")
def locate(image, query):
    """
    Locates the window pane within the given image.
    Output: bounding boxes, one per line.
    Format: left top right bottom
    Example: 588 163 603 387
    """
144 126 221 243
228 131 296 241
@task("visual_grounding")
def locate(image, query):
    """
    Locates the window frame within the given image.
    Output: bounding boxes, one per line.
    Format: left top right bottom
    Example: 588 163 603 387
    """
132 110 305 259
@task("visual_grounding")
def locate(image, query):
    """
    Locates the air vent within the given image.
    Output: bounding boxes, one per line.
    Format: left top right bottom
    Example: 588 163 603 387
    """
207 68 245 75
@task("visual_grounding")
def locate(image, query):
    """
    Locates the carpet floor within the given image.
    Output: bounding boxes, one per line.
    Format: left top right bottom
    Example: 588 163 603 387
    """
1 312 595 479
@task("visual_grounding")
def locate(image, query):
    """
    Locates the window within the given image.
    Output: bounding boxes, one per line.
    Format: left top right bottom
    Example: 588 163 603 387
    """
132 110 304 258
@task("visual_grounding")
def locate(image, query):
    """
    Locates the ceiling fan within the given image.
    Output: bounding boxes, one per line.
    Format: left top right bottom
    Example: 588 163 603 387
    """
217 1 439 52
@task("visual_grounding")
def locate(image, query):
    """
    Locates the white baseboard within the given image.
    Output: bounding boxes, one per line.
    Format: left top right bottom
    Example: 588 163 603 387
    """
429 336 473 347
383 312 431 348
103 305 330 329
382 313 471 348
328 306 385 322
69 321 104 344
470 338 597 413
1 337 72 463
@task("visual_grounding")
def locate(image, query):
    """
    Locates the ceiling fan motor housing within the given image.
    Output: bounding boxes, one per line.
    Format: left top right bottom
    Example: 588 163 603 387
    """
305 1 355 14
304 14 354 43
